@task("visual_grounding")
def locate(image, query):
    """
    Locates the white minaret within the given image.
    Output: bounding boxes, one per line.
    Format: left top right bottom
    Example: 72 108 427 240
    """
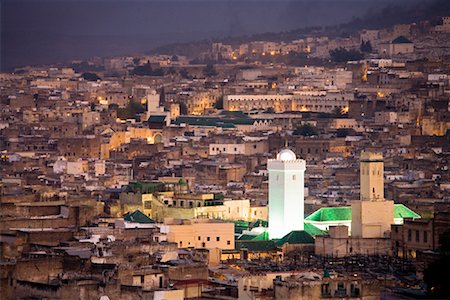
268 149 306 239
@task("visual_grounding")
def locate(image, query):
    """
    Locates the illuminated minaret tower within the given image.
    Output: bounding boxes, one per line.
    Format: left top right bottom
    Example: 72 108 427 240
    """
268 149 306 239
351 151 394 238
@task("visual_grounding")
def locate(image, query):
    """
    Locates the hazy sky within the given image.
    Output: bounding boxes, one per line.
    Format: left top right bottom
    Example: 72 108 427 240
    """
1 0 425 70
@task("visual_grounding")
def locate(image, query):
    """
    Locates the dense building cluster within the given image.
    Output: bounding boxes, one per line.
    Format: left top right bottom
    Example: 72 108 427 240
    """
1 16 450 300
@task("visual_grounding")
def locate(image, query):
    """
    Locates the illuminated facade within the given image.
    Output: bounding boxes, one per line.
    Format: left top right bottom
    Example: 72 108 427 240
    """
268 149 306 239
224 91 352 113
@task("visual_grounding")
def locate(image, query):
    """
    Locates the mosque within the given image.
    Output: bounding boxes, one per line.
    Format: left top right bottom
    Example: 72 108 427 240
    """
237 149 420 252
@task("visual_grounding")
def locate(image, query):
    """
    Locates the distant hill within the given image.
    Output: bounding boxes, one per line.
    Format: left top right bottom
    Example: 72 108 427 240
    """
152 0 450 57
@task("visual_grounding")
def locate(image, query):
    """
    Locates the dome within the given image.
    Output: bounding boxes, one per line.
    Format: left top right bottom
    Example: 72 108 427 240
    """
277 149 296 161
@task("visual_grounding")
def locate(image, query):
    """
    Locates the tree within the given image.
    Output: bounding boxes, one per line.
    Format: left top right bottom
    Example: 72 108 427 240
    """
360 40 373 53
203 63 218 77
329 47 364 62
336 128 354 137
179 102 188 115
131 62 153 76
81 72 101 81
293 124 319 136
116 101 146 119
108 103 119 111
214 96 223 109
179 69 190 79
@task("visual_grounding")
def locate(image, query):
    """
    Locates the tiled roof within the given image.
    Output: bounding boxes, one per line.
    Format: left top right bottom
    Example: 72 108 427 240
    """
392 36 412 44
304 223 326 237
394 204 421 219
275 230 314 246
148 115 166 122
306 206 352 222
124 210 155 224
305 204 420 222
235 240 277 252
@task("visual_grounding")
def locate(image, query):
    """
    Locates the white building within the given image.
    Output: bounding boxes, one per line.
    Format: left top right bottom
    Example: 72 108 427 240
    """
267 149 306 239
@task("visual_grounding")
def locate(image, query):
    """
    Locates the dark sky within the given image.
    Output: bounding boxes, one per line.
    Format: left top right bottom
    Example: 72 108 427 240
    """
1 0 422 71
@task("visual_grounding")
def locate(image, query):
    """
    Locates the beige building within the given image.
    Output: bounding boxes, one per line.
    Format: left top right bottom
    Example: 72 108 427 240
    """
224 91 352 113
162 219 235 250
379 36 414 56
100 127 162 159
352 151 394 238
186 91 221 115
209 138 268 156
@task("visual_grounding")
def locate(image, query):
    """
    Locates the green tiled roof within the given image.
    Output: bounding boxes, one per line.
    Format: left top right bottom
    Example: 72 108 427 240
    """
253 231 269 241
394 204 421 219
148 115 166 122
304 223 326 237
173 116 236 128
305 204 420 222
124 210 155 224
226 220 251 234
235 240 277 252
250 219 268 228
306 206 352 222
237 234 257 241
275 230 314 246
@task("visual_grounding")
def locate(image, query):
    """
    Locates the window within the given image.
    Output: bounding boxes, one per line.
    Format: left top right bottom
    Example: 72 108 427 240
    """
424 231 428 243
202 242 206 247
198 236 201 241
416 230 420 242
207 237 210 241
180 241 183 247
227 240 231 245
408 229 412 241
180 201 184 207
173 200 177 206
216 237 220 241
293 175 296 180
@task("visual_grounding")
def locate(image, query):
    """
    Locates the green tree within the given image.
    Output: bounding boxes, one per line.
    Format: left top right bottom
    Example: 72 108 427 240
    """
214 96 223 109
116 101 146 119
203 63 218 77
336 128 354 137
81 72 101 81
329 47 364 62
293 124 319 136
360 40 373 53
179 69 190 79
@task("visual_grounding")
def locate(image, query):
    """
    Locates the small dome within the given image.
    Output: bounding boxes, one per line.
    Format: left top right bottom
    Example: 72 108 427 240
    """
277 149 296 161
